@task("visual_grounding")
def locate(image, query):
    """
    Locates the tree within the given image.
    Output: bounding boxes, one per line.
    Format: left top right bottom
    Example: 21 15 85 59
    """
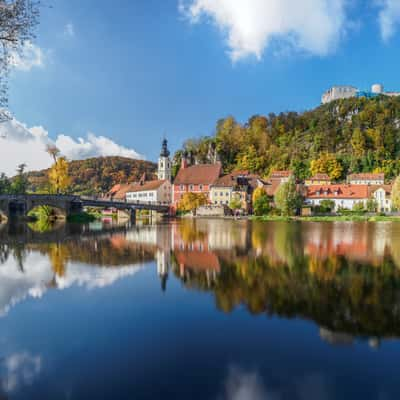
274 176 301 216
0 0 40 121
319 199 335 213
253 191 270 216
48 157 71 194
0 172 10 194
391 176 400 211
351 128 366 158
11 163 28 194
46 144 60 163
366 198 377 213
310 153 343 180
352 201 365 212
252 187 265 204
177 192 208 213
229 197 242 211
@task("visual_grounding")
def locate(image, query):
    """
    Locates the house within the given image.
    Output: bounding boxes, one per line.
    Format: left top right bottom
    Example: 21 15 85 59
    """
305 184 370 211
173 158 222 205
126 179 171 204
305 173 331 186
269 170 293 183
210 171 261 210
369 185 392 212
104 184 132 201
347 173 384 185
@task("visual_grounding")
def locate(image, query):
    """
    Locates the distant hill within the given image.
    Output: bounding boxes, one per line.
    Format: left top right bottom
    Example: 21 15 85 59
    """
27 156 157 195
175 95 400 180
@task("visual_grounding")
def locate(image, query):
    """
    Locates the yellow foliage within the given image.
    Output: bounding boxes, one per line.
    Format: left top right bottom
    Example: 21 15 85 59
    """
177 192 208 212
48 157 71 194
252 187 265 204
310 153 343 180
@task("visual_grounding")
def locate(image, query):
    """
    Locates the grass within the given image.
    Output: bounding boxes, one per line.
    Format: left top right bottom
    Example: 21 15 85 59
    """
250 215 400 222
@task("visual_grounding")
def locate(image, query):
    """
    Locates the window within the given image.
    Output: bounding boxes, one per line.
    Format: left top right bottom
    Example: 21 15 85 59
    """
180 185 184 191
220 192 223 196
199 184 203 190
226 192 229 196
160 162 163 168
189 184 194 191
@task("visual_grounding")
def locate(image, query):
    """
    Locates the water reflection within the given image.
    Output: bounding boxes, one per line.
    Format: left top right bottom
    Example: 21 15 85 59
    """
2 219 400 342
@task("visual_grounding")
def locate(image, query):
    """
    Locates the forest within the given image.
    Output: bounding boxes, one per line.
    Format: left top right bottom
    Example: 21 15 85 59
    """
174 95 400 181
24 156 157 195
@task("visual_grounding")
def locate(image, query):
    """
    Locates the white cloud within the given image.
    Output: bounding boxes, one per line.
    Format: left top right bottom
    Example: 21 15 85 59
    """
64 22 75 38
0 118 145 176
55 132 143 161
2 352 42 393
179 0 348 61
9 41 45 71
378 0 400 41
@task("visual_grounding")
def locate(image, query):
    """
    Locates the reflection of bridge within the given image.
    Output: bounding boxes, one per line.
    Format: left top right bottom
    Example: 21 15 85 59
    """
0 194 170 221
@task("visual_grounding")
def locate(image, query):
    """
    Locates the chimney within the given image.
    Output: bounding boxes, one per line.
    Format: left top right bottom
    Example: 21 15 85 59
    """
181 156 188 169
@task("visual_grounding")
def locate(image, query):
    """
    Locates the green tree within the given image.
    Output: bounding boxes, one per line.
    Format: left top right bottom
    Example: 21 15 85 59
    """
274 176 301 216
351 128 366 158
0 173 11 194
229 197 242 211
11 164 28 194
253 191 270 216
366 198 378 212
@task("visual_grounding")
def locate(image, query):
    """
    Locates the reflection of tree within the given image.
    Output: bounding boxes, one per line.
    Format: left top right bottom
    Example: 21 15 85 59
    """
172 221 400 339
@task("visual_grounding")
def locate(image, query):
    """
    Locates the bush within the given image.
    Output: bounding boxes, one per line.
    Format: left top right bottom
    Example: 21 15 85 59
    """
253 192 271 216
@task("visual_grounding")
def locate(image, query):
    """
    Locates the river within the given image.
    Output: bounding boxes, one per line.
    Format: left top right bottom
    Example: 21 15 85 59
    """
0 218 399 399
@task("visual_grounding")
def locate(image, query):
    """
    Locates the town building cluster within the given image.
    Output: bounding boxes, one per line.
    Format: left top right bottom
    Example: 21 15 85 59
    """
106 139 394 215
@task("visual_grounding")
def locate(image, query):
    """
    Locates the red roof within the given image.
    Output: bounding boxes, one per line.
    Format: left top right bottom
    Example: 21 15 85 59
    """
105 184 132 200
306 184 369 199
269 170 293 179
308 173 330 181
174 163 222 185
127 179 167 192
348 173 384 181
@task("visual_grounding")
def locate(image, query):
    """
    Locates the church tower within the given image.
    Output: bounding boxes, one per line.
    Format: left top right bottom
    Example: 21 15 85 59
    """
158 138 171 181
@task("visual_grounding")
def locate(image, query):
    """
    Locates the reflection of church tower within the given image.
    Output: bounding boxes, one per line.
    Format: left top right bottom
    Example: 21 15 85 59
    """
157 249 170 292
158 138 171 181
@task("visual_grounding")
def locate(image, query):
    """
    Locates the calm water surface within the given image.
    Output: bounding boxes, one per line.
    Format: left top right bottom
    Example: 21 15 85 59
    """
0 219 400 399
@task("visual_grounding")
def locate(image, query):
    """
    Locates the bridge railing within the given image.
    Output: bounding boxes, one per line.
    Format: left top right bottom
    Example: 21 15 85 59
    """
80 196 171 207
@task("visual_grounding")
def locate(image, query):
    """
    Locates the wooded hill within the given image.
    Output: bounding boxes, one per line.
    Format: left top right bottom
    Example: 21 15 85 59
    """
174 95 400 181
26 156 157 195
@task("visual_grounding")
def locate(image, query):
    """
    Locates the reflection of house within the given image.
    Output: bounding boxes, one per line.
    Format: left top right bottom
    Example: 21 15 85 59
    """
347 173 384 185
172 158 222 205
305 173 331 186
210 171 261 210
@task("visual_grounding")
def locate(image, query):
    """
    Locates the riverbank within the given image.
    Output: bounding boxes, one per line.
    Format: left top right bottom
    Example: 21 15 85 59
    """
251 215 400 222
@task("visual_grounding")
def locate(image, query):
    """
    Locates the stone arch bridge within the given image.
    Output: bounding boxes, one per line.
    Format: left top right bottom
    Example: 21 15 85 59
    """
0 195 170 221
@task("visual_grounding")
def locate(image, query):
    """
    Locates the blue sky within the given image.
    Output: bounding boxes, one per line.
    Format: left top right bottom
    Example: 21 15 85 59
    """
2 0 400 174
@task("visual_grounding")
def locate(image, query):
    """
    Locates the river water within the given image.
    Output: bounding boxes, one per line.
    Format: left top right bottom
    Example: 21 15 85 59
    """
0 219 399 399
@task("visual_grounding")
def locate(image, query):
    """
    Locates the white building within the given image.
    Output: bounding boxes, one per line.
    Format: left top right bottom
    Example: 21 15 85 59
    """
126 179 171 204
322 85 358 104
347 173 384 185
371 186 392 212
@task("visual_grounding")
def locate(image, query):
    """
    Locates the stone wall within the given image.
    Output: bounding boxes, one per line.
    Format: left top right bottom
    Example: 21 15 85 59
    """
196 205 229 217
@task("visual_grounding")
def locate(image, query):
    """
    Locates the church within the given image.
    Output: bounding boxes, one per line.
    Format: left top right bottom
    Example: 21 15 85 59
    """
125 139 172 204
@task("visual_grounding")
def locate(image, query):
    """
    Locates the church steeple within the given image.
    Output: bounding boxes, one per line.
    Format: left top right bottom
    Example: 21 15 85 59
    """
158 138 171 181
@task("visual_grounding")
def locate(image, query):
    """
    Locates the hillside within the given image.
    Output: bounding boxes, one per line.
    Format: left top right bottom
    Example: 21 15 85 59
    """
174 95 400 180
27 156 157 195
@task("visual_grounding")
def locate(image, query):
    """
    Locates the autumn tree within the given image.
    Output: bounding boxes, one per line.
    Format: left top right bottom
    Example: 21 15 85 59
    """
274 176 301 216
351 128 366 158
0 0 40 121
391 176 400 211
310 153 343 180
177 192 208 213
48 157 71 194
